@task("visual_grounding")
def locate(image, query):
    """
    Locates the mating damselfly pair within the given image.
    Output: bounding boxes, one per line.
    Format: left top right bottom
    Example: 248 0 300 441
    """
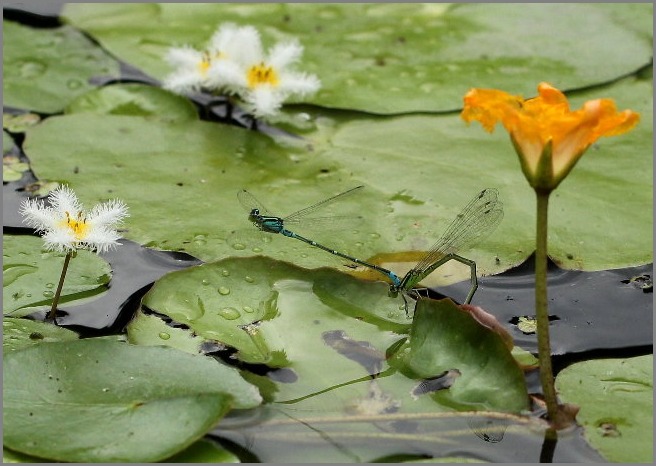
237 186 503 313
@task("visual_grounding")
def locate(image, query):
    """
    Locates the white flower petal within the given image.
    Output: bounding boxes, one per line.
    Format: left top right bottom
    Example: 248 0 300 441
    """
268 40 303 69
19 198 56 231
208 59 248 92
87 199 129 227
163 70 205 94
245 87 285 118
42 229 77 253
278 72 321 97
224 26 264 65
166 46 203 68
49 186 83 218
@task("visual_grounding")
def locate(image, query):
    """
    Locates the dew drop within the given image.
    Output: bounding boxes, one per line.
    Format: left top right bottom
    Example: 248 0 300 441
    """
45 282 55 289
252 246 263 253
369 233 381 239
244 276 255 283
158 332 171 340
102 388 110 392
66 79 83 90
217 286 230 296
193 234 207 246
232 243 246 251
263 236 272 244
242 306 255 313
43 290 54 298
19 60 46 78
201 279 211 286
221 269 230 277
218 307 240 320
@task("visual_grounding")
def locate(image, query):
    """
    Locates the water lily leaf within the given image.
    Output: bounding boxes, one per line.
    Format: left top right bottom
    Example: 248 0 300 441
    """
2 317 79 353
555 355 653 463
390 298 529 414
22 77 650 277
3 20 120 113
141 256 407 368
3 235 112 317
3 130 15 154
65 83 199 122
2 339 262 463
165 439 240 463
3 113 41 133
61 3 652 113
126 309 204 355
3 155 29 183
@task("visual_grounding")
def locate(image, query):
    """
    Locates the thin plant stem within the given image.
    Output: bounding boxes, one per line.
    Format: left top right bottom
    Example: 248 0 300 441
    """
535 190 559 421
47 251 73 321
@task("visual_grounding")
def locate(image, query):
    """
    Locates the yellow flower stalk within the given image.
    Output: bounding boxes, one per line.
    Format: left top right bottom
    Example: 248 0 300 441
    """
461 83 639 429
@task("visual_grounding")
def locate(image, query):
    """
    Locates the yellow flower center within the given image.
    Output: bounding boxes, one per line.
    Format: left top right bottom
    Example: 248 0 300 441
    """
62 211 89 241
247 63 279 89
197 52 211 77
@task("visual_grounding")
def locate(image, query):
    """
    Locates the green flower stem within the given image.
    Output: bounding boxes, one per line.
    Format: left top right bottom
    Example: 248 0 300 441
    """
535 189 559 421
47 251 73 321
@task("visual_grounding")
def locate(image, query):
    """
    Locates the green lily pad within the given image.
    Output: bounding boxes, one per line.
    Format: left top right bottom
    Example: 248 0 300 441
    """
3 235 112 317
61 3 652 114
3 20 120 113
3 155 29 183
3 130 15 154
22 77 650 275
65 83 199 122
140 255 529 414
126 310 204 354
3 317 79 353
4 439 239 464
2 339 262 463
165 439 240 463
390 298 528 414
555 355 653 463
3 113 41 133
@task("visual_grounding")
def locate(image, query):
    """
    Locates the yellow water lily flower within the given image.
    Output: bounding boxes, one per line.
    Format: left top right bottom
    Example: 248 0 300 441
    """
461 82 639 191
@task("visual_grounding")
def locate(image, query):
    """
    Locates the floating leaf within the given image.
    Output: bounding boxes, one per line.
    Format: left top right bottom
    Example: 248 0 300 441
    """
3 113 41 133
2 317 79 353
65 83 198 122
3 20 120 113
555 355 653 463
61 3 652 113
2 339 262 463
3 235 112 317
391 298 529 414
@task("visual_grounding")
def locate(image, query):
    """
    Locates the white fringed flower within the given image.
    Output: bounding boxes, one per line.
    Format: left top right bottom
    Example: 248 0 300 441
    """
19 186 129 254
163 23 260 96
213 38 321 119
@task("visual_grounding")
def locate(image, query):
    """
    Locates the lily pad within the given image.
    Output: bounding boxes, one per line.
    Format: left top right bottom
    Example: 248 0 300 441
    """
126 310 204 354
61 3 652 113
2 317 79 353
390 298 529 414
22 74 650 277
2 339 262 462
3 155 29 183
3 113 41 133
3 20 120 113
65 83 199 122
555 355 653 463
3 235 112 317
